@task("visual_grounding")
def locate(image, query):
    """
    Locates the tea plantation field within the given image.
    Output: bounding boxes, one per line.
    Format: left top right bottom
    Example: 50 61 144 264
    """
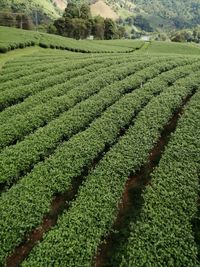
0 26 200 267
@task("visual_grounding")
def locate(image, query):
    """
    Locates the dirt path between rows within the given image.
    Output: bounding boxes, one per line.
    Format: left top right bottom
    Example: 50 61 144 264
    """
93 93 194 267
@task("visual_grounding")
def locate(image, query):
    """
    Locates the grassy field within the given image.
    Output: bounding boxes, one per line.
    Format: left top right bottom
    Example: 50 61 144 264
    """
145 40 200 55
0 26 144 53
0 0 64 18
1 26 200 56
0 26 200 267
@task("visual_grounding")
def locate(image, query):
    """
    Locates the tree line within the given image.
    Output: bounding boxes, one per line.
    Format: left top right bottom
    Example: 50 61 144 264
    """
0 12 33 30
51 3 125 40
170 28 200 43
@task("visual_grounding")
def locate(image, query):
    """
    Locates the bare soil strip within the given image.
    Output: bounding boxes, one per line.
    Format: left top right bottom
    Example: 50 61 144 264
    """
93 92 195 267
193 197 200 262
5 115 137 267
5 90 195 267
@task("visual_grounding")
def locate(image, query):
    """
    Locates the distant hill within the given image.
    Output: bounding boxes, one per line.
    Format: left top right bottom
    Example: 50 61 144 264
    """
89 0 200 30
0 0 199 30
90 1 119 20
53 0 67 11
0 0 67 18
94 0 200 29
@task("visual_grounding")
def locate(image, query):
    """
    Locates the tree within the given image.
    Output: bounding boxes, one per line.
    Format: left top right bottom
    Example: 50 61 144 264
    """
117 25 126 38
171 29 194 42
47 23 57 34
15 14 33 30
22 14 33 30
53 2 124 40
193 27 200 43
155 33 168 41
104 18 118 39
54 17 66 35
63 3 79 19
16 14 22 29
0 12 15 27
92 16 105 39
69 18 91 39
125 16 134 26
134 15 153 32
80 4 91 20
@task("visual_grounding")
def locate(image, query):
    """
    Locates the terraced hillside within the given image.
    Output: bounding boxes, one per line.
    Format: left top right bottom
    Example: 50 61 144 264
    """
0 26 144 54
0 27 200 267
1 26 200 56
0 0 67 18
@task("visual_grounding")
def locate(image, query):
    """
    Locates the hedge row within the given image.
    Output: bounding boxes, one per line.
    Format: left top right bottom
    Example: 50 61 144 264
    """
1 54 81 70
0 27 144 54
0 41 35 53
37 34 143 53
38 42 136 54
0 57 174 264
0 53 134 84
0 58 76 84
0 59 148 148
0 58 137 124
2 52 128 69
22 71 200 267
0 56 132 110
0 56 113 92
0 57 175 184
123 86 200 267
1 57 195 129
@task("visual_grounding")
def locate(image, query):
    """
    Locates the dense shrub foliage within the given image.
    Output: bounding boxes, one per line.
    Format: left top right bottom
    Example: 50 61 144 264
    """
0 42 200 267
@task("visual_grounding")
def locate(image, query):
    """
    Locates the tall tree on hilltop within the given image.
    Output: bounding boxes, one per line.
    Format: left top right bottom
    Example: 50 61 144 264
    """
80 4 91 20
54 2 124 40
63 3 79 19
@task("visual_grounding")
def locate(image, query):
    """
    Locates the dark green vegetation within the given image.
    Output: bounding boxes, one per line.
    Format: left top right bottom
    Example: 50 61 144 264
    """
0 30 200 267
53 2 125 40
170 27 200 43
0 0 66 18
123 80 200 267
132 0 200 28
105 0 200 29
76 0 200 30
1 0 200 33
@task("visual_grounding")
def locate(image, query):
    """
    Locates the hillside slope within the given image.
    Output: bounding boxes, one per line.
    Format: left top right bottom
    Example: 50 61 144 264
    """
0 0 67 18
0 28 200 267
106 0 200 28
0 26 144 53
0 0 199 28
90 0 119 20
91 0 200 29
1 26 200 56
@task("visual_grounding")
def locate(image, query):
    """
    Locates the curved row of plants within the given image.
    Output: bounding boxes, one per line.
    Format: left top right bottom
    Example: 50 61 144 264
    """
0 59 153 148
0 52 136 84
0 26 144 54
1 54 83 71
0 57 178 185
1 51 128 70
0 55 118 92
0 60 197 265
21 71 200 267
123 87 200 267
36 34 143 54
0 59 137 124
0 41 36 54
0 55 136 110
0 56 136 124
0 57 89 84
